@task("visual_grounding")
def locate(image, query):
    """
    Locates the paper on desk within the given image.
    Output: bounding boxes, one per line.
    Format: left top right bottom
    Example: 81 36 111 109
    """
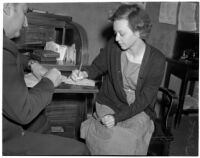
62 77 95 87
24 73 95 88
24 73 40 87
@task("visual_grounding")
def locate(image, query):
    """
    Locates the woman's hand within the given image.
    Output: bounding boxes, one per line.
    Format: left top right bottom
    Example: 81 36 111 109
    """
70 69 88 82
101 115 115 128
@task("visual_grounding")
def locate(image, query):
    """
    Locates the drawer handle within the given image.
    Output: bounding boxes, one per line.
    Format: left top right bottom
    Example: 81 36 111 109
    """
51 126 64 133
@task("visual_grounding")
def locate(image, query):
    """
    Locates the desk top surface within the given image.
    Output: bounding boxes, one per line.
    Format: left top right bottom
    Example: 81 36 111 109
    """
55 83 99 94
41 62 99 93
166 58 199 69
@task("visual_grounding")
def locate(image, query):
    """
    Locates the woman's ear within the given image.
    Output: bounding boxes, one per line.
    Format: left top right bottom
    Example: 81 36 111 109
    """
134 31 141 38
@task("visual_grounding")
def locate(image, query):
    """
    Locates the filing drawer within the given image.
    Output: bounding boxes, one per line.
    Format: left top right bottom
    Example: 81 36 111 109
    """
45 97 85 139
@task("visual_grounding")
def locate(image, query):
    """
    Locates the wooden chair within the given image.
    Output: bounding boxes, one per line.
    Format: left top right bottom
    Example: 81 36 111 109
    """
147 87 178 156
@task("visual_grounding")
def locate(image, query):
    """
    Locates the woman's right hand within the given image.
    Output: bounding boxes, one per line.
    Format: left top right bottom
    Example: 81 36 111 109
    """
70 69 88 82
101 115 115 128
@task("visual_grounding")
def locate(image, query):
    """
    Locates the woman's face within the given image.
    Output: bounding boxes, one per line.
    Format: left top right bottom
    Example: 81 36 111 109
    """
113 19 140 50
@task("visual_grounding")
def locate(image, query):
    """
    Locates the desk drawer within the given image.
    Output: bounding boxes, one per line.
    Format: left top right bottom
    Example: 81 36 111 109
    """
48 122 77 138
45 99 85 139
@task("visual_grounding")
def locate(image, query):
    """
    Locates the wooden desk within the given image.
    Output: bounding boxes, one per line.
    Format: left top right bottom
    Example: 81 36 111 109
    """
55 83 99 93
45 83 98 138
42 61 98 116
55 83 99 117
41 62 99 138
164 58 198 127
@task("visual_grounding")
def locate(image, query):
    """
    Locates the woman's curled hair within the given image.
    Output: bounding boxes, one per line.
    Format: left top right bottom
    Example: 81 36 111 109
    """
109 4 152 39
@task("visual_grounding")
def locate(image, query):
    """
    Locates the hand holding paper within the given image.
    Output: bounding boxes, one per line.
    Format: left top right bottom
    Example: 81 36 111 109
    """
68 69 95 86
30 62 48 80
70 69 88 82
44 68 62 87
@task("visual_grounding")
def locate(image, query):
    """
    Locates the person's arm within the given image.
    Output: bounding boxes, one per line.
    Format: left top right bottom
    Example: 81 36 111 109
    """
71 42 110 81
113 54 166 124
20 53 30 70
3 51 54 125
84 43 110 80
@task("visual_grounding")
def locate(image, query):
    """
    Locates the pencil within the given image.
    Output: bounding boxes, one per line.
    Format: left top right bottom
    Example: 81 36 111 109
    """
78 63 82 76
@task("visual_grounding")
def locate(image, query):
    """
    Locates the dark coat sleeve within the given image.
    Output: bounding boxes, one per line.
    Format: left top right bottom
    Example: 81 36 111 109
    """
20 53 31 70
3 49 54 125
113 51 166 123
84 44 109 80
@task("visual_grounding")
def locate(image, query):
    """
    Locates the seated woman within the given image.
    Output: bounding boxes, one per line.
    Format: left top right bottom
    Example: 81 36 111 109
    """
71 4 166 155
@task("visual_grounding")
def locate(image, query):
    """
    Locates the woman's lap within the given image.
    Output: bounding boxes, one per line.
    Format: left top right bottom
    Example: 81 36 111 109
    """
81 102 154 155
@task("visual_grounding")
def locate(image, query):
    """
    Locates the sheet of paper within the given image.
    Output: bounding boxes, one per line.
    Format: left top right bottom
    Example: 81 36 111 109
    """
178 2 197 31
159 2 178 25
62 77 95 87
24 73 95 88
24 73 40 87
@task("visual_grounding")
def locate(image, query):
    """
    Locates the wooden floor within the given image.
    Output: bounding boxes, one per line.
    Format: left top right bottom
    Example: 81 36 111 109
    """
169 115 198 156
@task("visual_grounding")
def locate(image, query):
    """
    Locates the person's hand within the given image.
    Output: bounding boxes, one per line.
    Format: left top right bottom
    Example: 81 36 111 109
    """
44 68 62 87
30 62 48 80
101 115 115 128
70 69 88 82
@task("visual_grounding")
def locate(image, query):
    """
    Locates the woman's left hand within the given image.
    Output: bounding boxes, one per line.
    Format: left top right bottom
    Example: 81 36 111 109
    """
101 115 115 128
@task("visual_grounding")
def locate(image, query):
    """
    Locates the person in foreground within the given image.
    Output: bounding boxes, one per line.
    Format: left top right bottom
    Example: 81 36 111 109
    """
71 4 166 155
3 3 90 155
